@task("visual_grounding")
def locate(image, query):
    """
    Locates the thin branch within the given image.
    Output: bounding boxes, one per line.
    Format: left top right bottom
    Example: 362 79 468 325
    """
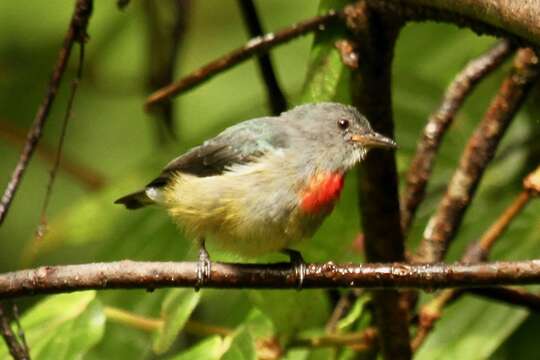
237 0 287 115
0 0 93 226
36 40 86 240
144 10 341 110
104 306 232 336
412 165 540 350
348 3 411 359
325 289 363 333
401 39 514 234
0 303 30 360
0 120 106 190
144 0 190 141
365 0 540 47
416 48 540 263
465 287 540 312
289 327 377 350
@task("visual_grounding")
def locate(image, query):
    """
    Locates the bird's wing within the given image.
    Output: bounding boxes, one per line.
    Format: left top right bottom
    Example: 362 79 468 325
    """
147 118 288 187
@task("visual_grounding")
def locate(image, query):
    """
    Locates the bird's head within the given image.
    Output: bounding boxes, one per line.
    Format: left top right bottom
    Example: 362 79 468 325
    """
283 102 396 173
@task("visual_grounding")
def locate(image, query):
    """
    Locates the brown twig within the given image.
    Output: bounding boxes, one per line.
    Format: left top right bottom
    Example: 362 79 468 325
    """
348 3 411 359
237 0 287 115
465 287 540 312
0 121 105 190
412 165 540 351
401 40 514 234
36 39 86 240
0 303 30 360
0 0 93 226
144 0 190 141
416 48 540 263
144 10 341 110
5 260 540 299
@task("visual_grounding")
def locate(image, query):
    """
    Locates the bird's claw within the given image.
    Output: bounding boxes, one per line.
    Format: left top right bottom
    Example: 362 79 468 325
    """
283 249 306 290
195 239 211 291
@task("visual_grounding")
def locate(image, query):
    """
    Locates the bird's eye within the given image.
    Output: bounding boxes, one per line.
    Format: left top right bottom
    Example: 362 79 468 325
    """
337 119 350 130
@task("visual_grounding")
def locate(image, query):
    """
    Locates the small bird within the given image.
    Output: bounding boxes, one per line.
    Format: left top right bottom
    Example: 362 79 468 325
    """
115 102 396 287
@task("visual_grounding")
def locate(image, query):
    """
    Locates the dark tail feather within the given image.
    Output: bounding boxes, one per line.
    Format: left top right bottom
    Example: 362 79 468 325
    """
114 190 153 210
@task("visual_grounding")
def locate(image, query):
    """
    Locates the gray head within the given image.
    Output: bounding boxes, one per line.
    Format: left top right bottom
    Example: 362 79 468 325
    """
281 102 396 172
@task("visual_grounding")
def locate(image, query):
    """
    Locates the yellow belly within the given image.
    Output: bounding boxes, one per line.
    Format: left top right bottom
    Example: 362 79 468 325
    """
161 159 324 257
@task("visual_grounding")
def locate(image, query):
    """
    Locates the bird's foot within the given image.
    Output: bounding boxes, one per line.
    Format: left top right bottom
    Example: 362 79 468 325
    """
196 239 211 291
282 249 306 290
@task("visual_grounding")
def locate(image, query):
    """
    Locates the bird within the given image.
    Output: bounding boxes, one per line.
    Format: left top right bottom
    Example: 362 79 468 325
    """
115 102 397 287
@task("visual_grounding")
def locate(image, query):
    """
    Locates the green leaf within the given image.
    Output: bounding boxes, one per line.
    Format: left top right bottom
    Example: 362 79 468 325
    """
166 336 226 360
249 290 330 336
0 291 105 359
301 0 351 104
153 289 202 354
221 326 257 360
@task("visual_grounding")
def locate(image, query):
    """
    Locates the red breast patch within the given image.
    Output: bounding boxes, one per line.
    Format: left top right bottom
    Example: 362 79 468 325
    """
300 172 345 213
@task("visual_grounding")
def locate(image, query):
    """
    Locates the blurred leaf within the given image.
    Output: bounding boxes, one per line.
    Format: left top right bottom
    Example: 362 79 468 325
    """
167 335 226 360
221 326 256 360
0 291 105 359
153 289 202 354
249 290 330 336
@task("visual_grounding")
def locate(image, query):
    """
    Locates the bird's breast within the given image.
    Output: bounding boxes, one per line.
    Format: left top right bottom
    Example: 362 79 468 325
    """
299 172 345 214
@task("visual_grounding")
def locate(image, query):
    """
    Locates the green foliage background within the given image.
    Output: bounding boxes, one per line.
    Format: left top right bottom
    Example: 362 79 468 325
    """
0 0 539 358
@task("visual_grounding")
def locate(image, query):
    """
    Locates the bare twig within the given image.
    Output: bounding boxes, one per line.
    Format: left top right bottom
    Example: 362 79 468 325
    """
4 260 540 299
36 39 86 240
401 40 514 234
144 0 190 141
144 10 341 110
325 289 363 333
289 327 377 350
348 3 411 358
465 287 540 312
0 0 93 226
237 0 287 115
0 121 105 190
417 48 540 263
412 165 540 350
0 303 30 360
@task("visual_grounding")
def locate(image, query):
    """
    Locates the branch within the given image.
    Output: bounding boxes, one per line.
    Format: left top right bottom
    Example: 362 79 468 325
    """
0 303 30 360
144 10 341 110
4 260 540 299
416 48 540 263
0 0 93 226
348 3 411 359
401 39 514 233
412 165 540 350
237 0 287 115
365 0 540 46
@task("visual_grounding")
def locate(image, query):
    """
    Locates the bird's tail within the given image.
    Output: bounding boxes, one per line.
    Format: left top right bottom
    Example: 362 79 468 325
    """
114 190 154 210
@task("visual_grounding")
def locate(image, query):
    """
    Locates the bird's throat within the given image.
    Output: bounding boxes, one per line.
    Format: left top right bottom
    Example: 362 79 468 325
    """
299 172 345 214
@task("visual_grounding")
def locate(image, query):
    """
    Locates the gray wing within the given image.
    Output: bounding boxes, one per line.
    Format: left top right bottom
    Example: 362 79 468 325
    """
147 117 289 188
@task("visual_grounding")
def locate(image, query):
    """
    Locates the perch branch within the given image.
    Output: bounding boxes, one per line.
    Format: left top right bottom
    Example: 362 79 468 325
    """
417 48 540 263
0 0 93 226
5 260 540 299
144 10 340 110
401 39 514 233
237 0 287 115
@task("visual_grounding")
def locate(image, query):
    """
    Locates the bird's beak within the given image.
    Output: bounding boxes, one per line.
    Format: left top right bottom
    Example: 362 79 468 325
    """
351 131 397 149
